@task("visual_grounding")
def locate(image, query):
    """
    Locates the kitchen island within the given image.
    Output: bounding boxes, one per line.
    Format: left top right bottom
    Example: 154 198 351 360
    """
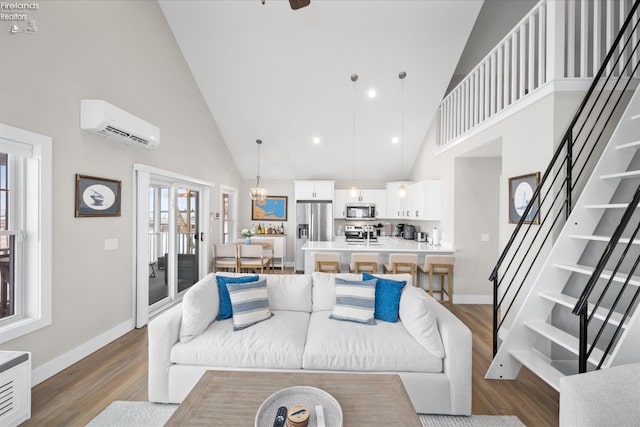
300 237 454 274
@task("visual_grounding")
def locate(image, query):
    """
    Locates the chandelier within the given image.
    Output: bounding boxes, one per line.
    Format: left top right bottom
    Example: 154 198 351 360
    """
250 139 268 202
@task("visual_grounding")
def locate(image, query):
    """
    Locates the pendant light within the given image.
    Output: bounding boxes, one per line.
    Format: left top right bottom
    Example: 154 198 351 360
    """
250 139 268 202
398 71 407 198
350 73 359 198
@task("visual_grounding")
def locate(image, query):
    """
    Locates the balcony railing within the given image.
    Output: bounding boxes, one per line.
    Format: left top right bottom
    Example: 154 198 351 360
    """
439 0 640 148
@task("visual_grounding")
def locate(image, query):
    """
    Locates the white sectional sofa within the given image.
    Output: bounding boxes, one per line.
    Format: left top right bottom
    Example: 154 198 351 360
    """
148 272 472 415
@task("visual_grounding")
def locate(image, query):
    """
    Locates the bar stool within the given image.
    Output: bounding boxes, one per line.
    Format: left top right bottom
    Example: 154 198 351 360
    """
383 253 418 285
349 253 379 274
418 255 455 308
315 252 341 273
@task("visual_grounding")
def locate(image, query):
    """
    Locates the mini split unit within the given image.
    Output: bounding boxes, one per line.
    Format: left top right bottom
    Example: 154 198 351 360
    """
80 99 160 149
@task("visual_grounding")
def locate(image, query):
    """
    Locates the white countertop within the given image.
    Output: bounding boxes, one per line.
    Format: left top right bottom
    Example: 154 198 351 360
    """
301 237 455 253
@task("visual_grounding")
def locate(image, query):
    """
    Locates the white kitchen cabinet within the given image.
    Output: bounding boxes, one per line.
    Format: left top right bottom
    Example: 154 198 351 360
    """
251 235 287 270
294 181 334 200
404 180 442 220
416 179 441 220
373 189 387 218
334 189 348 218
385 181 412 219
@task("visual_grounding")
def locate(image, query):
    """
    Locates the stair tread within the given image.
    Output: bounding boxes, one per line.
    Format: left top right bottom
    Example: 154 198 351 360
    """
510 350 562 392
525 322 606 366
584 203 631 209
616 140 640 149
539 291 628 327
600 170 640 179
569 234 640 245
553 263 640 287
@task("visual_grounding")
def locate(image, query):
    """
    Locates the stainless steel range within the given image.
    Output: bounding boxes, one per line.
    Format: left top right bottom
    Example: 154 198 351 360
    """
344 225 377 242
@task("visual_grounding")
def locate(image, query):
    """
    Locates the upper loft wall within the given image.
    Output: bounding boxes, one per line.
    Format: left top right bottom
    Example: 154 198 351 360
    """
0 1 242 373
445 0 539 95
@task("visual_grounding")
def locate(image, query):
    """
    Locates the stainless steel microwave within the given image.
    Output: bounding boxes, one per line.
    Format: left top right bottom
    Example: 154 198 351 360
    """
345 203 376 220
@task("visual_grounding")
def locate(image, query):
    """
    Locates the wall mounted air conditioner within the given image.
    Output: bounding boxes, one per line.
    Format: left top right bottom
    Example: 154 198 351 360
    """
80 99 160 149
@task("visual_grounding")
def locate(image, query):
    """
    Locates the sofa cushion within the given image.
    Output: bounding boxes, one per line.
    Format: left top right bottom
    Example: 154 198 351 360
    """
260 274 312 312
227 278 273 331
303 310 442 373
329 278 377 325
216 274 259 320
178 273 218 343
362 272 406 323
171 310 309 369
399 286 445 359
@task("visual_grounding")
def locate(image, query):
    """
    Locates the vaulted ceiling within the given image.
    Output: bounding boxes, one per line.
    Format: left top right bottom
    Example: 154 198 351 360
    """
159 0 482 181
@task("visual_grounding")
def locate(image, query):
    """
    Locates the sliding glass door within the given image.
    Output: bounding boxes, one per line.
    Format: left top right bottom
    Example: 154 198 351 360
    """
135 166 210 327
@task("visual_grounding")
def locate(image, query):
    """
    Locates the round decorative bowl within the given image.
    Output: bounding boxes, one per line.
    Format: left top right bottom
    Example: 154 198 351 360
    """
255 386 343 427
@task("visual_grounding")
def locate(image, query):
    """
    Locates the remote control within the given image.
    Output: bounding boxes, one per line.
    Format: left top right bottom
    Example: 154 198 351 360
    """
273 406 287 427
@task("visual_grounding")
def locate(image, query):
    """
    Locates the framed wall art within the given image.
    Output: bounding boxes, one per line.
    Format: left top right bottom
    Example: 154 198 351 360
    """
508 172 540 224
251 196 288 221
75 174 122 217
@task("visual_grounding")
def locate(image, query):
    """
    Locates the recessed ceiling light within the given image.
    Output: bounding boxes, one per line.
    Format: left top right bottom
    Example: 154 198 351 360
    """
367 89 377 99
312 137 320 144
392 136 399 144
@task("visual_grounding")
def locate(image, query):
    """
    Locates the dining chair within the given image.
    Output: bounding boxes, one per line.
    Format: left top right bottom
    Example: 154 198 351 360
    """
238 244 271 274
214 244 238 273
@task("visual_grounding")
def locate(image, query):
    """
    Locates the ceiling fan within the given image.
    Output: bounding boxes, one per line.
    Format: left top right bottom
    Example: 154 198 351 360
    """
261 0 311 11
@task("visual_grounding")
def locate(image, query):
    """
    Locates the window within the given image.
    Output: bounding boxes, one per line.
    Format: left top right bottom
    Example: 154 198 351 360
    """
0 123 52 343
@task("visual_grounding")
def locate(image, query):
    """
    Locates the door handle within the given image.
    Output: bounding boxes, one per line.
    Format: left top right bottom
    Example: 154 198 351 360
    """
200 232 204 242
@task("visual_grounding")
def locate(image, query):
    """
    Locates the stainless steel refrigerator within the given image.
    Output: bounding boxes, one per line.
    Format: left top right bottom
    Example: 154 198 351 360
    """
295 200 333 272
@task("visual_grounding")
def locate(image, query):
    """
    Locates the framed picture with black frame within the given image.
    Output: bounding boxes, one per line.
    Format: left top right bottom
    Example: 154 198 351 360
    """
75 174 122 217
508 172 540 224
251 195 288 221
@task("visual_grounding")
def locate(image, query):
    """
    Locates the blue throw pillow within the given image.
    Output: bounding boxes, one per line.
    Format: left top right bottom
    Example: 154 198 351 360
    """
216 275 259 320
363 272 407 323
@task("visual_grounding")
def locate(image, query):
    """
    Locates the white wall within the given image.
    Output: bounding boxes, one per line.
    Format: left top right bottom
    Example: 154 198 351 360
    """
0 1 242 378
411 90 586 300
453 157 501 302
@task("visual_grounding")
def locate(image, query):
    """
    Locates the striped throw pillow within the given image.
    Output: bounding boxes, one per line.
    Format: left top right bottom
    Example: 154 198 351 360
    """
329 278 377 325
226 278 273 331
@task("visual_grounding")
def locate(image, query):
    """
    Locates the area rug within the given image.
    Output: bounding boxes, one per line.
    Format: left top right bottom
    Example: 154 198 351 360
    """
87 401 526 426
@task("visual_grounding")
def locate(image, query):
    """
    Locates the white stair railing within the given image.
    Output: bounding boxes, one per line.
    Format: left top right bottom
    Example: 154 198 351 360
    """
439 0 640 149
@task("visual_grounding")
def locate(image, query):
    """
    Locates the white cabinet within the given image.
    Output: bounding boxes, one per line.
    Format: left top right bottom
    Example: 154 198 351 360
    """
251 235 287 270
384 180 441 220
294 181 334 200
373 189 387 218
415 180 441 220
334 190 348 218
385 181 412 219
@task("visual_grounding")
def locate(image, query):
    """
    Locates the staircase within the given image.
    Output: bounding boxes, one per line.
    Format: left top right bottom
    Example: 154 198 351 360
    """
486 0 640 391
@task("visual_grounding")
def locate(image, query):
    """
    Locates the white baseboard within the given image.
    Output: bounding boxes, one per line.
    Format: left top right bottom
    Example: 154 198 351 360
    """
453 294 492 304
31 319 134 386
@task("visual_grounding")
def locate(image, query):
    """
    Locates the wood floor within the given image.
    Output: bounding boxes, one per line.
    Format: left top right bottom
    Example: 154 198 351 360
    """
23 303 559 426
